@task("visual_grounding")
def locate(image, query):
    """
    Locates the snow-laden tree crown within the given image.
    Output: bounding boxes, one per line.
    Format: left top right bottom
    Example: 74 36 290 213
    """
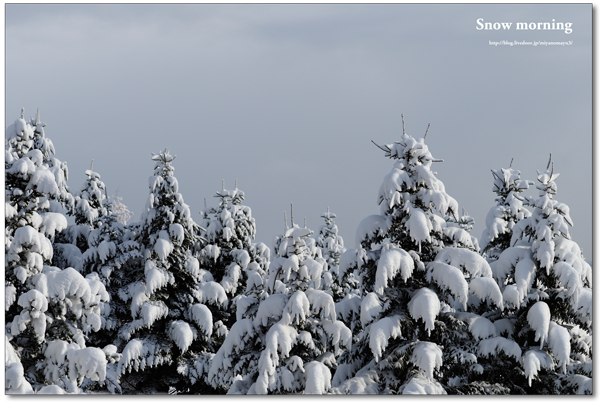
5 111 591 395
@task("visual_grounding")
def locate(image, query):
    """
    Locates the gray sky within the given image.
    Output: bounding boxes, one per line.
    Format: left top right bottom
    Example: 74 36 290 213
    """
6 4 592 258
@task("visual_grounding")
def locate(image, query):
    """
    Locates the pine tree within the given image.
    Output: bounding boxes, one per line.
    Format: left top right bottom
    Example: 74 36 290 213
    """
480 160 533 262
198 181 269 328
488 155 592 394
208 207 351 394
115 149 225 394
333 119 505 395
5 110 112 393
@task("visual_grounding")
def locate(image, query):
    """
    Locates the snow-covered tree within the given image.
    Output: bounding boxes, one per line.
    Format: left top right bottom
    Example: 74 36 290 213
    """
5 110 112 393
480 161 533 262
115 149 225 394
208 208 351 394
333 120 505 395
488 155 592 394
198 182 269 327
315 208 356 303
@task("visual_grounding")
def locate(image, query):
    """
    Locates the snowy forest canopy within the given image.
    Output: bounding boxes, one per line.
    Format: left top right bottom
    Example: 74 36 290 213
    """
5 109 592 395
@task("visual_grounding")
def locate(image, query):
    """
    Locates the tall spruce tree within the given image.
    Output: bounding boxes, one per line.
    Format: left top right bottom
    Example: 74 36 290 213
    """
115 149 222 394
333 119 505 394
5 110 112 393
488 155 592 394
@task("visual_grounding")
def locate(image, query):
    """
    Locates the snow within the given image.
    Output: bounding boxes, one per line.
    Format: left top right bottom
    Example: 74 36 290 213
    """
502 285 520 309
255 323 299 394
154 238 173 261
427 262 468 309
140 301 169 328
410 341 443 380
98 240 116 263
515 257 536 302
468 316 497 340
479 337 522 360
144 261 170 295
37 385 66 394
408 288 440 336
434 247 492 278
369 315 402 362
548 321 570 373
305 288 335 320
169 320 194 353
468 277 503 310
321 319 352 352
375 248 414 294
527 301 551 348
355 215 389 248
406 204 432 246
523 349 554 387
360 292 382 327
402 373 446 395
254 294 287 327
190 303 213 337
494 318 515 338
281 291 310 325
6 284 17 309
27 167 59 195
491 246 533 284
304 361 331 394
335 294 361 323
304 257 324 289
67 346 108 382
169 223 185 242
196 281 229 308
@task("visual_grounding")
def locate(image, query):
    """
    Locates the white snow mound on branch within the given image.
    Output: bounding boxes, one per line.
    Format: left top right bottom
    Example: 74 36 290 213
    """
375 248 414 294
304 361 331 394
427 262 468 309
190 303 213 337
281 291 310 326
479 337 522 360
410 341 443 380
468 316 497 340
369 315 402 362
402 373 447 395
468 277 503 310
408 288 440 336
305 288 336 321
523 349 554 387
548 321 570 373
527 301 551 348
253 294 287 327
169 320 194 353
360 292 382 327
355 215 389 248
434 247 492 278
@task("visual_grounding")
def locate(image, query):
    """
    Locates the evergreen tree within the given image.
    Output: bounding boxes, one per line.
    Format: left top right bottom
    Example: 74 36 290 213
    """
5 110 112 393
480 161 533 261
488 155 592 394
198 182 268 328
208 208 351 394
115 149 224 394
333 119 505 395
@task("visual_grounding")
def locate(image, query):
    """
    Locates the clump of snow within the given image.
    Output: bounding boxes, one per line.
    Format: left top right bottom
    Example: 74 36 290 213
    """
435 247 492 278
195 281 229 308
369 315 402 362
468 277 503 310
375 248 414 294
190 303 213 337
253 294 287 327
355 215 390 248
321 319 352 353
281 291 310 326
169 320 194 353
427 262 468 309
410 341 443 380
304 288 331 315
479 337 522 360
468 316 497 340
527 301 551 348
548 321 570 373
408 288 440 336
304 361 331 394
360 292 382 327
522 349 554 387
402 373 447 395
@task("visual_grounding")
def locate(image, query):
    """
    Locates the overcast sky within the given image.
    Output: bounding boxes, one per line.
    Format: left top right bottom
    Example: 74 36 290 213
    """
6 4 592 259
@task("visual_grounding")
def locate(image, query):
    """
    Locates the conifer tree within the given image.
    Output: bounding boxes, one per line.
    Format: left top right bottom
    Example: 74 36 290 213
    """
5 110 112 393
488 155 592 394
333 119 504 394
198 182 269 328
208 207 351 394
480 160 533 261
116 149 225 394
